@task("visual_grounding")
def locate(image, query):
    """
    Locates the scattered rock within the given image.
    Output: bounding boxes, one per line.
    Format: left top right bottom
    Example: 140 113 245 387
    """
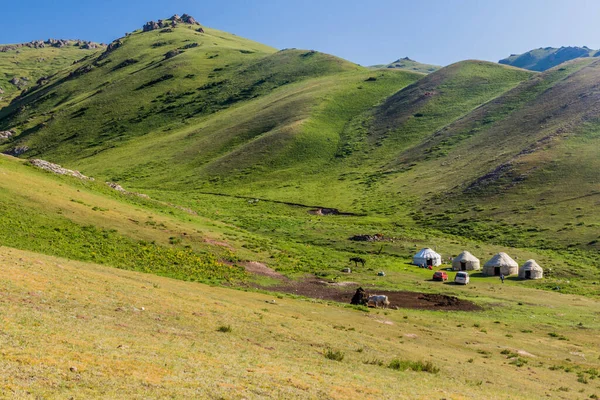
106 182 150 199
349 233 385 242
309 208 340 216
69 366 78 373
517 350 537 358
0 130 14 140
29 159 93 180
0 87 4 94
9 78 20 86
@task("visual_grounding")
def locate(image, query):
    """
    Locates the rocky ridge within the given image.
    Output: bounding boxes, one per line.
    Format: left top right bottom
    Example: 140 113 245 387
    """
0 39 103 52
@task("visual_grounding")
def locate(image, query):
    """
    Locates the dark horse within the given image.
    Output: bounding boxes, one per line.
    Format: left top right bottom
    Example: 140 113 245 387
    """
349 257 366 267
350 287 369 305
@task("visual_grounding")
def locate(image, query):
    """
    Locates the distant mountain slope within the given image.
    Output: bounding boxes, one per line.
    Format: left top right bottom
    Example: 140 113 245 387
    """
0 40 103 107
499 46 596 71
376 58 600 250
371 57 440 73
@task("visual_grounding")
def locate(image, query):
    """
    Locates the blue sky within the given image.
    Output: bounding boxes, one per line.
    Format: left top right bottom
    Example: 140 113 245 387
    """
3 0 600 66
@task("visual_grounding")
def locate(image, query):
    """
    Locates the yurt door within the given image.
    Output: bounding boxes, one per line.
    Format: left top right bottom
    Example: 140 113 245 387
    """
427 259 433 267
525 271 531 279
461 262 467 271
494 267 500 276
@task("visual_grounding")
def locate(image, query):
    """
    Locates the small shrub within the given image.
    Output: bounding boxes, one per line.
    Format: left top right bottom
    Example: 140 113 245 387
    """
509 357 528 367
388 359 439 374
217 325 232 333
324 349 344 362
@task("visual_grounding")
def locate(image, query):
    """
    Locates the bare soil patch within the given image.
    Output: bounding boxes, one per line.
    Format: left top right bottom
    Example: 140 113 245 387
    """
241 261 284 279
253 276 480 311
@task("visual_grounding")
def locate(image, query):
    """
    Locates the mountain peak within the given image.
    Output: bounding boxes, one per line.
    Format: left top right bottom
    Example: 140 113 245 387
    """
142 13 201 32
370 57 440 74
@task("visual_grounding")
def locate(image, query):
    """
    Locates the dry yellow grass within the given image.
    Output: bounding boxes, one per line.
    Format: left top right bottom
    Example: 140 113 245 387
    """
1 246 599 399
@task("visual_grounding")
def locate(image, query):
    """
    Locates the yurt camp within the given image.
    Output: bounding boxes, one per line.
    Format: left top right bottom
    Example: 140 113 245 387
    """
452 251 481 271
483 252 518 276
519 260 544 280
413 248 442 267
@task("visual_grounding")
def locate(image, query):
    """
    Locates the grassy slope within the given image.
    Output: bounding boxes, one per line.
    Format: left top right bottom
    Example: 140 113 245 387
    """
2 246 600 399
0 154 248 283
0 43 101 107
371 57 441 74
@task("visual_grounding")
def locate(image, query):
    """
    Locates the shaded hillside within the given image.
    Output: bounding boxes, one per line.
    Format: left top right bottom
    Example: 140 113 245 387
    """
370 57 440 74
0 40 103 107
499 46 596 71
0 22 374 162
376 59 600 251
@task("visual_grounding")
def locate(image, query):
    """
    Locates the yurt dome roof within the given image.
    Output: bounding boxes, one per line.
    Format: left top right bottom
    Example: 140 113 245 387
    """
414 248 441 258
521 259 543 270
454 251 479 262
484 252 518 268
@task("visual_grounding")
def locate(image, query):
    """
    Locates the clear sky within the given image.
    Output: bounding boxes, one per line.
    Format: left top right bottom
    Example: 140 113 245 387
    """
3 0 600 66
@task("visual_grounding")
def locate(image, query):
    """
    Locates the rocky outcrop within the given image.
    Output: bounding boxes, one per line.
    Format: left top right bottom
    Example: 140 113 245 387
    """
29 159 94 180
143 21 163 32
98 39 123 61
4 146 29 156
181 14 200 25
143 14 201 32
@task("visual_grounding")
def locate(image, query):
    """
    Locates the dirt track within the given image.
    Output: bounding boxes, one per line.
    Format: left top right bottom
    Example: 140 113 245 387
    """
254 276 481 312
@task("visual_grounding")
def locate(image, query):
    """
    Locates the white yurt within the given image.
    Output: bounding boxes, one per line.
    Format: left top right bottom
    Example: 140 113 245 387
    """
413 248 442 267
519 260 544 280
483 252 519 276
452 251 481 271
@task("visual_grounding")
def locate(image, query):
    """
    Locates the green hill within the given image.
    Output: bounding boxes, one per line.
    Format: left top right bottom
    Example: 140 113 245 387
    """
499 46 596 71
370 57 441 73
0 40 103 107
0 18 599 285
